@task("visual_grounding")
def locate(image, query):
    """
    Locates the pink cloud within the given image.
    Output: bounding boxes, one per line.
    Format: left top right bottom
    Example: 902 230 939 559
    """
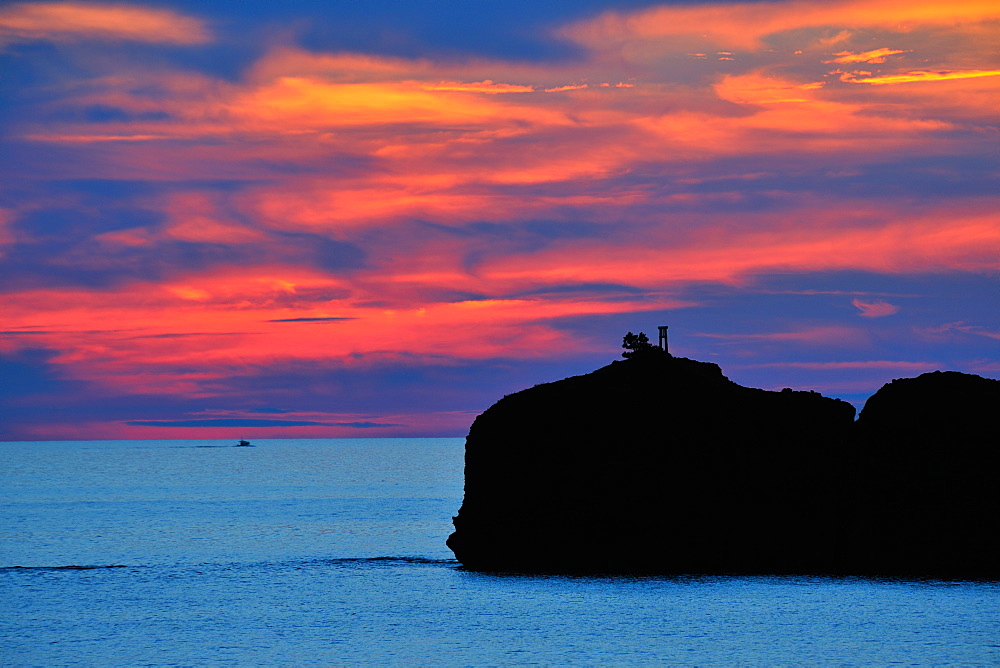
0 263 684 403
852 299 900 317
0 2 211 44
0 208 15 253
746 360 934 370
695 326 867 347
479 205 1000 290
922 322 1000 341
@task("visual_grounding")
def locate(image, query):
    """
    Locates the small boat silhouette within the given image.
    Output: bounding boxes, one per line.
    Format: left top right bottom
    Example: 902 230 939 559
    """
236 439 253 447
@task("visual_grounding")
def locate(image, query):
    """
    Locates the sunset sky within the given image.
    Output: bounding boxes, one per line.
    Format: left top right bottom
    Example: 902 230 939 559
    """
1 0 997 440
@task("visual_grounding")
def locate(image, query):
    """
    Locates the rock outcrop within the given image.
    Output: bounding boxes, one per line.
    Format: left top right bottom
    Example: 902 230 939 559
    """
849 371 1000 578
447 353 1000 578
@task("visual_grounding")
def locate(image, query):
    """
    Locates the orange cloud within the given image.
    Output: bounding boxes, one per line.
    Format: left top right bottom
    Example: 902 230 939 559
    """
22 15 987 205
35 68 571 147
561 0 1000 53
841 69 1000 85
232 77 563 129
247 48 431 83
422 80 535 94
630 70 958 160
826 67 1000 125
827 48 909 64
0 2 210 44
544 84 590 92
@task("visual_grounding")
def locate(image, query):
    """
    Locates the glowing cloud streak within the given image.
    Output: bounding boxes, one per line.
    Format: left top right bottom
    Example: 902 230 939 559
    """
0 1 211 44
841 70 1000 85
827 49 909 64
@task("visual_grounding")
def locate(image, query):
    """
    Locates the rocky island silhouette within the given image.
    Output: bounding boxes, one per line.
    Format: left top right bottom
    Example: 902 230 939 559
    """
447 333 1000 578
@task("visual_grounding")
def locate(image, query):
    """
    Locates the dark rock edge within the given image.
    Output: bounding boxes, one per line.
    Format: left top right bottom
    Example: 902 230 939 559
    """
448 353 1000 579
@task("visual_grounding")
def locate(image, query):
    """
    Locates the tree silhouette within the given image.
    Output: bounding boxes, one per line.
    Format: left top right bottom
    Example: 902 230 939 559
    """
622 331 655 358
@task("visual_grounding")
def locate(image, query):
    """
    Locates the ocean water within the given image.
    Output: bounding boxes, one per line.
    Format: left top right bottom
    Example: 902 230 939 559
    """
2 439 999 665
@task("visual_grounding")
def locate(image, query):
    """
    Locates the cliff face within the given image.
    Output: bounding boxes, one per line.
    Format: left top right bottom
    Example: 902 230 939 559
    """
849 371 1000 578
447 355 1000 578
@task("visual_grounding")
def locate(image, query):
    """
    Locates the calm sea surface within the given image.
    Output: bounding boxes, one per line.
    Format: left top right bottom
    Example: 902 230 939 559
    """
2 438 999 665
